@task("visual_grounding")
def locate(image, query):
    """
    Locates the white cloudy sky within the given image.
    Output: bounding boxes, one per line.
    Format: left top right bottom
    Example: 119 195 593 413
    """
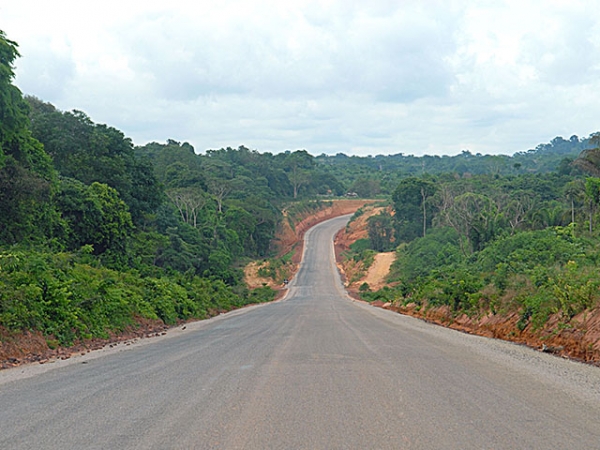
2 0 600 156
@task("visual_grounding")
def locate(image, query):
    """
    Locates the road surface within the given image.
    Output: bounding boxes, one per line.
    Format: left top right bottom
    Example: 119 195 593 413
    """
1 215 600 449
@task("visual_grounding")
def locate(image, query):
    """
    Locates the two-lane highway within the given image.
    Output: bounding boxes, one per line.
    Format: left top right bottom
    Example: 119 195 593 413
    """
1 215 600 449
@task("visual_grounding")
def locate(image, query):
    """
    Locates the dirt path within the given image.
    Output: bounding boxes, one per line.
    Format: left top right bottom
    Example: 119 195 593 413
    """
361 252 395 291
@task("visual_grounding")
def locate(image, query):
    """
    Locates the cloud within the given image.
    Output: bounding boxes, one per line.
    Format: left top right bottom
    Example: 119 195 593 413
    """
111 0 459 103
520 10 600 85
3 0 600 156
13 38 76 102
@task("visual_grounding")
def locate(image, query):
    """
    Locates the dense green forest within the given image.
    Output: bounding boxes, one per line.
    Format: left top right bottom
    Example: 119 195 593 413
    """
358 134 600 338
315 135 589 197
1 28 600 352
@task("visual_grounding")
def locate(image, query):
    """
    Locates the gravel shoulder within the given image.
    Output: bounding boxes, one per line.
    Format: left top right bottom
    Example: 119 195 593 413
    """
353 299 600 408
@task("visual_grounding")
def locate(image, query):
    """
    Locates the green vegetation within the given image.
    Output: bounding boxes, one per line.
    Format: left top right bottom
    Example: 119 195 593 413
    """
360 142 600 333
284 199 332 231
315 137 588 196
342 239 377 284
385 223 599 331
256 250 296 285
0 249 242 344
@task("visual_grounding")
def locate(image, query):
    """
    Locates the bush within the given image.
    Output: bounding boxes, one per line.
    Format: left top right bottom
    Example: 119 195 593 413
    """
389 227 461 283
0 247 252 346
477 228 585 275
248 286 276 303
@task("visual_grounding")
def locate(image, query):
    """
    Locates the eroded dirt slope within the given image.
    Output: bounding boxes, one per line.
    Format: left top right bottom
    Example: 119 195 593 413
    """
334 205 395 293
360 252 395 291
245 199 375 289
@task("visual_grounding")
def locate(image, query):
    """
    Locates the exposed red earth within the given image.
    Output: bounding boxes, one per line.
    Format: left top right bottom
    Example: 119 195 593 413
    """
245 199 375 289
0 318 169 370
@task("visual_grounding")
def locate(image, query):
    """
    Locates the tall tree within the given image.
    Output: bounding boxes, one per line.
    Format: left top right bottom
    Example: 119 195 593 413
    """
441 192 498 253
497 192 537 234
0 31 60 244
284 150 314 199
166 187 207 228
206 178 232 214
572 133 600 175
392 177 435 242
27 97 162 225
56 179 133 256
585 177 600 233
0 29 26 165
564 179 585 225
367 211 395 251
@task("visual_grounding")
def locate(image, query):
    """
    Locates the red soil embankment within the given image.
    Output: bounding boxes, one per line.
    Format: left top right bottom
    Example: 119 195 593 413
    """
245 199 375 289
383 303 600 365
334 205 395 293
335 211 600 365
0 319 169 370
277 199 376 262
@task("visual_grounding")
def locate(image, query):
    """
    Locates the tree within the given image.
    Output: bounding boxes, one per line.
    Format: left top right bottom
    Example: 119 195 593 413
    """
229 197 279 257
284 150 314 199
441 192 498 253
367 211 395 251
224 205 256 256
0 157 55 243
27 97 162 225
57 180 133 256
349 178 380 197
139 140 204 188
392 177 435 242
572 133 600 175
208 178 234 214
564 180 585 225
0 36 54 180
497 192 537 234
0 30 26 164
0 31 60 245
585 177 600 233
166 187 207 228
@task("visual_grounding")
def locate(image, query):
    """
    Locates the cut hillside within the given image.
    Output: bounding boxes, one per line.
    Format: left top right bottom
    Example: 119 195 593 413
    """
360 252 395 292
245 199 375 290
334 205 395 294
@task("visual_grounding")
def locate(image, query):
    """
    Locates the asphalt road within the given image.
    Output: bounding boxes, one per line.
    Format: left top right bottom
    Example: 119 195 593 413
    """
1 215 600 449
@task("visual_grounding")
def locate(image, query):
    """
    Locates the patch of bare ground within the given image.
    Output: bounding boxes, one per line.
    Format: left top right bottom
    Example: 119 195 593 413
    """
334 204 394 292
243 261 279 289
353 252 395 291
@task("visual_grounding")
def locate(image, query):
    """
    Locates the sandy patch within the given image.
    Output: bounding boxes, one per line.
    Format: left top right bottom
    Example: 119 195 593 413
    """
360 252 395 291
